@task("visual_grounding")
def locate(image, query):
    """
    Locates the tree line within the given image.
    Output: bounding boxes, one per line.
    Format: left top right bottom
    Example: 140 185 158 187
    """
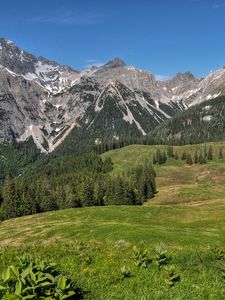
152 144 223 166
0 152 156 220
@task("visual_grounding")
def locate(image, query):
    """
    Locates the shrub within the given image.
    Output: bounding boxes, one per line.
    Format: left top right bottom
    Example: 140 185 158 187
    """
164 265 180 287
154 245 168 268
133 246 151 268
0 254 83 299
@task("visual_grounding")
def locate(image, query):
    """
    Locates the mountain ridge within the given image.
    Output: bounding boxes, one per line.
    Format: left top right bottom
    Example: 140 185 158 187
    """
1 37 225 152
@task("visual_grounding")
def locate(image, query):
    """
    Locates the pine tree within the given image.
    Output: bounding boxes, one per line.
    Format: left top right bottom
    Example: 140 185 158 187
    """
174 152 179 160
186 154 193 165
204 144 207 158
94 179 105 206
199 151 207 164
167 145 174 158
194 150 198 164
219 147 223 160
79 177 95 207
181 151 187 160
207 145 213 160
155 149 162 164
162 151 167 163
2 173 19 219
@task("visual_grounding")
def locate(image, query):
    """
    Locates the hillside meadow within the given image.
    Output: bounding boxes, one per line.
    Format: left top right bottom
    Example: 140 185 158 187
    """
0 142 225 299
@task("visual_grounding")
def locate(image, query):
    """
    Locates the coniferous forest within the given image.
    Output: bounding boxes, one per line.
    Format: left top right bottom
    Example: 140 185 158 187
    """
0 144 156 220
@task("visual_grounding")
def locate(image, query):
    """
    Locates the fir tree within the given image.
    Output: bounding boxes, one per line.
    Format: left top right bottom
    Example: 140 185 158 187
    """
207 145 213 160
199 151 207 164
174 152 179 160
2 173 19 219
162 151 167 163
194 150 198 164
186 154 193 165
167 145 174 158
219 147 223 160
181 151 187 160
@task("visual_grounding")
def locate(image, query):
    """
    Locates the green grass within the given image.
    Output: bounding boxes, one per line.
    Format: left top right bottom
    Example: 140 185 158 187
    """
0 205 225 299
0 142 225 299
102 142 225 205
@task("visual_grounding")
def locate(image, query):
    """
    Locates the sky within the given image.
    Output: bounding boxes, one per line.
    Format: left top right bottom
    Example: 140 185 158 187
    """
0 0 225 78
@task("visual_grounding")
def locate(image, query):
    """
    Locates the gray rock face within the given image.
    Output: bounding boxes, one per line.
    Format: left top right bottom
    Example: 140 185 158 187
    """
1 38 225 152
0 38 79 94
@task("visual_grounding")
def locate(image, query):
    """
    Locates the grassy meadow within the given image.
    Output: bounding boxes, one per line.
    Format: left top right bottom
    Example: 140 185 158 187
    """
0 142 225 299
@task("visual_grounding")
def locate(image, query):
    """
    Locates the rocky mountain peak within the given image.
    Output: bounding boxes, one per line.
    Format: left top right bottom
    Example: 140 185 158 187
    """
103 58 126 69
170 71 196 84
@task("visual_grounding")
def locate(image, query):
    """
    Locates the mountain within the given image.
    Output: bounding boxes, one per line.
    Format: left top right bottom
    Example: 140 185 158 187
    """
0 38 79 94
1 37 225 152
150 95 225 145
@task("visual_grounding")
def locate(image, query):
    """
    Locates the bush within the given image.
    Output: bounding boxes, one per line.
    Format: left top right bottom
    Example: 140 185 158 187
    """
0 254 83 299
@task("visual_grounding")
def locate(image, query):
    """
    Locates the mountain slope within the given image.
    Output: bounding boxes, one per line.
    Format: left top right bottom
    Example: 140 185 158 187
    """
150 95 225 145
0 38 79 94
1 37 225 151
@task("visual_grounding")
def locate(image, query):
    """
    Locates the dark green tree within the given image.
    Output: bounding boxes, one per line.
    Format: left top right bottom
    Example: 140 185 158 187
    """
194 150 198 164
219 147 223 160
186 154 193 165
207 145 213 160
2 173 19 219
181 151 187 160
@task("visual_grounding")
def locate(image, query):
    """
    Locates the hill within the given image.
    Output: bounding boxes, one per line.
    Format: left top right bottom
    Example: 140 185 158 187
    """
0 205 225 299
102 142 225 205
0 143 225 299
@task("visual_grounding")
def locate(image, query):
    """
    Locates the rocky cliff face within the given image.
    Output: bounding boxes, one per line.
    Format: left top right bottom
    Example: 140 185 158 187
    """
1 37 225 152
0 38 80 94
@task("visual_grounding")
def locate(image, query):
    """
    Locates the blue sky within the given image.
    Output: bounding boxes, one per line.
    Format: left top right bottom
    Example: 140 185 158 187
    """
0 0 225 78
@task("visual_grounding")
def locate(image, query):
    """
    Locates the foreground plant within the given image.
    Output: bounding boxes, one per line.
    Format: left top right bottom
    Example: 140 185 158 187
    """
133 246 151 268
154 245 168 268
164 265 181 287
0 254 82 299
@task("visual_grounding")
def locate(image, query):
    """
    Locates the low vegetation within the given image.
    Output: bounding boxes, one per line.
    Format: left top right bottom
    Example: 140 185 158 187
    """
0 142 225 299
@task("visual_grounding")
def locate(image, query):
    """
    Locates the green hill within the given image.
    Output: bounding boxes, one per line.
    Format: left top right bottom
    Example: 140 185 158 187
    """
102 142 225 205
0 143 225 299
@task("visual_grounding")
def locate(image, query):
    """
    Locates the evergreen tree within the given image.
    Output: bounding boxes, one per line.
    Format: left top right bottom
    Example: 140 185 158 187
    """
174 152 179 160
162 151 167 163
155 149 162 164
2 174 19 219
207 145 213 160
79 177 95 207
219 147 223 160
194 150 198 164
186 154 193 165
204 144 207 158
181 151 187 160
167 145 174 158
199 151 207 164
94 179 105 206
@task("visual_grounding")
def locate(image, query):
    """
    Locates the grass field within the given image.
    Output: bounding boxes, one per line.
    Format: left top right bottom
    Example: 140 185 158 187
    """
102 142 225 205
0 143 225 299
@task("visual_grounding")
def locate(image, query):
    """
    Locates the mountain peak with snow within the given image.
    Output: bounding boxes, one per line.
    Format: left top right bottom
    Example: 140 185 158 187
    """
1 37 225 152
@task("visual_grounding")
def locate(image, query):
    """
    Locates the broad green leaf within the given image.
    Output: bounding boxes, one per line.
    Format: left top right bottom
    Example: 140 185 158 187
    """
10 266 19 278
15 279 22 295
0 284 7 291
2 294 21 300
57 276 67 290
2 267 10 282
61 290 76 299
